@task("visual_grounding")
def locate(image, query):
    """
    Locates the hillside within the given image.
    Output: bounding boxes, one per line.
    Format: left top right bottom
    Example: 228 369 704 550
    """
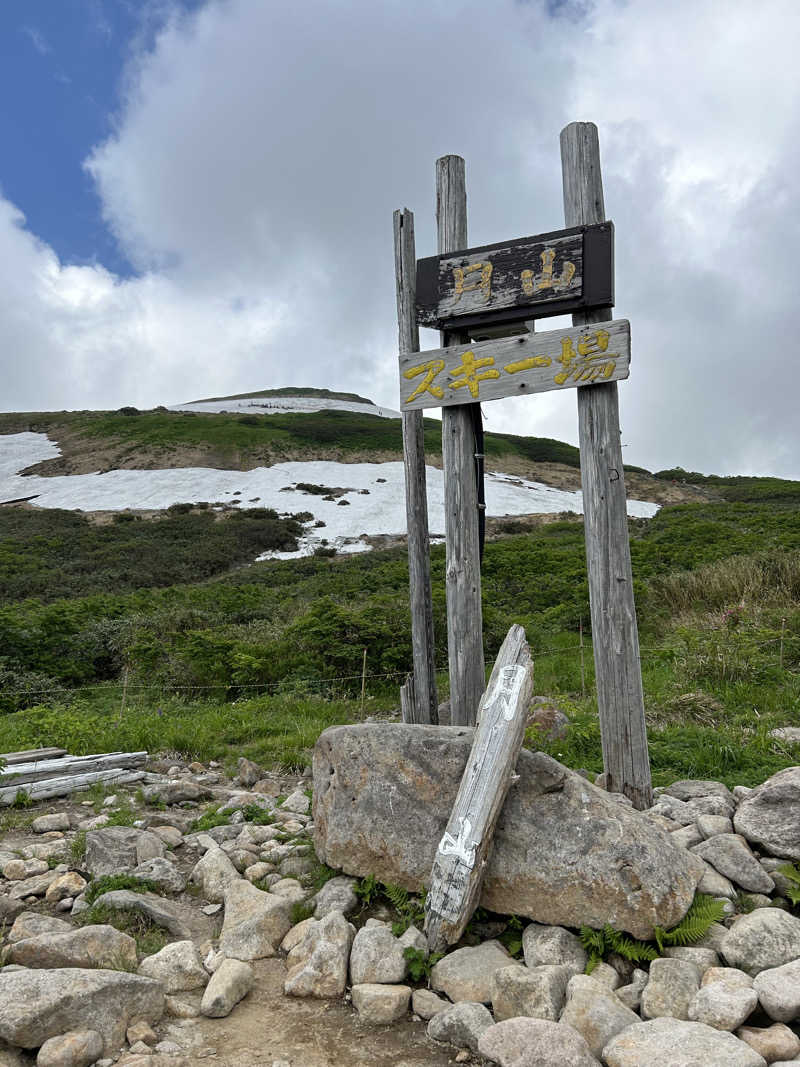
0 389 798 789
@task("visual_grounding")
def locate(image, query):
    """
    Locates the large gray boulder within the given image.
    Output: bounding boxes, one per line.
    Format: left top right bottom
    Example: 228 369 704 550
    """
313 724 702 938
6 925 137 971
721 909 800 976
734 767 800 860
0 968 164 1054
478 1017 601 1066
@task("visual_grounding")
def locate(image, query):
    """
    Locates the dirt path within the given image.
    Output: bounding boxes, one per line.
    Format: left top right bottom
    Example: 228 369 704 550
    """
161 959 469 1067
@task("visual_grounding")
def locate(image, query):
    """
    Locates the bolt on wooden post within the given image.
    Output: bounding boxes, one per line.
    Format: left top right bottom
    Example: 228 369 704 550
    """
560 121 652 810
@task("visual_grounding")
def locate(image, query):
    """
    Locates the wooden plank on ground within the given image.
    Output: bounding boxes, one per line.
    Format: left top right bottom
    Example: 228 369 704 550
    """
0 751 148 787
424 624 533 952
0 747 67 766
0 768 146 806
399 318 630 410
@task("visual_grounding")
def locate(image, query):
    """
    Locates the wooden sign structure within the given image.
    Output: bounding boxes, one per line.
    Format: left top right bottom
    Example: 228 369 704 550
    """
394 123 652 810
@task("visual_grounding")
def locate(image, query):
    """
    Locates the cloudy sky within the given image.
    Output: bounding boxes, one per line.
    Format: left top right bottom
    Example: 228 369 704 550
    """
1 0 798 478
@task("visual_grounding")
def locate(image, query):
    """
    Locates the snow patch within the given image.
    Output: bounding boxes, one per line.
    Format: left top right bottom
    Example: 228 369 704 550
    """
0 433 659 558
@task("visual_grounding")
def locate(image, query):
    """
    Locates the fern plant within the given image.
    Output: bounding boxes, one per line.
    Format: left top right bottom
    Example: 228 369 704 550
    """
580 893 725 972
778 862 800 908
403 945 444 983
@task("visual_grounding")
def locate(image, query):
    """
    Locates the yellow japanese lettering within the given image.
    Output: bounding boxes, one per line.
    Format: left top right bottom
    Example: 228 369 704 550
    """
554 333 616 385
504 354 552 374
404 359 445 403
449 350 500 399
452 262 492 304
521 249 577 295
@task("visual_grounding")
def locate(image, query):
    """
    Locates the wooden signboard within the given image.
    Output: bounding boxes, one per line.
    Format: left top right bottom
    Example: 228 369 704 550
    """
416 221 613 333
399 319 630 411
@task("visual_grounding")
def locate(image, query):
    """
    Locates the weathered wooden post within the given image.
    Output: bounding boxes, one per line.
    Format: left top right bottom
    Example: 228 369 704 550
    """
560 122 652 809
425 624 533 951
393 208 438 724
437 156 486 727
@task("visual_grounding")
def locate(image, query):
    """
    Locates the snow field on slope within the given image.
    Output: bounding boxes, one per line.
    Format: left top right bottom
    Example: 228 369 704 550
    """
0 433 658 558
169 396 401 419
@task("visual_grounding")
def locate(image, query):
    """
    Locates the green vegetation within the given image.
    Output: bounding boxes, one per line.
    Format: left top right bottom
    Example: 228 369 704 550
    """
779 863 800 909
403 945 444 983
84 874 162 904
191 386 375 405
70 830 87 866
190 805 230 832
78 901 169 958
580 894 726 972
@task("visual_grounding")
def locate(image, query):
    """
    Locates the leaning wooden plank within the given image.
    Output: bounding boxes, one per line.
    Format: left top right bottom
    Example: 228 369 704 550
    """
0 769 145 805
0 751 148 787
0 747 67 766
424 624 534 952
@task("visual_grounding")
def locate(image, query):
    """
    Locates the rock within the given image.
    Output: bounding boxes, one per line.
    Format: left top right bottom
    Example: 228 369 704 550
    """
0 895 25 925
738 1023 800 1062
662 946 720 974
752 958 800 1022
218 880 293 960
734 767 800 861
138 941 209 993
280 917 316 954
559 976 641 1059
350 924 407 984
281 788 311 815
313 725 701 939
126 1020 157 1046
32 813 70 834
7 925 137 971
671 824 704 849
150 826 184 849
640 958 701 1020
691 835 775 894
427 1001 493 1051
143 780 208 805
200 958 253 1018
7 913 71 943
84 827 165 877
616 968 648 1011
431 941 513 1004
313 875 358 919
697 861 737 899
165 996 200 1019
527 698 569 741
490 963 571 1022
190 846 241 902
584 962 621 991
284 910 354 997
270 876 307 899
522 923 588 974
0 969 164 1055
132 857 187 894
5 858 49 880
412 988 449 1020
664 780 735 804
237 757 263 788
253 779 281 797
245 862 273 883
696 814 734 838
89 890 192 939
478 1017 601 1066
347 983 408 1024
44 873 87 904
688 973 758 1031
721 909 800 975
701 966 753 989
36 1029 104 1067
603 1018 767 1066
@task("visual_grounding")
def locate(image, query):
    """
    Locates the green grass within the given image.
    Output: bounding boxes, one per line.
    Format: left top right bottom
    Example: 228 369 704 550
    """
84 874 162 904
77 901 169 958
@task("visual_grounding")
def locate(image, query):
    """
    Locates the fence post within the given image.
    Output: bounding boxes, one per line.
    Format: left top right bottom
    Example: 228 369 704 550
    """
560 122 652 810
394 208 439 723
437 155 485 727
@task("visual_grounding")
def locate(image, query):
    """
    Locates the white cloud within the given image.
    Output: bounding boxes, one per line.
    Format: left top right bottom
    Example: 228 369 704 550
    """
1 0 798 477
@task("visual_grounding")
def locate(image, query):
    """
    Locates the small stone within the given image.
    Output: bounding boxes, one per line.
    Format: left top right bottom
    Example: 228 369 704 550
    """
126 1021 158 1046
696 814 734 838
737 1023 800 1062
269 877 307 900
150 826 183 849
313 875 358 919
522 923 587 974
165 996 201 1019
640 957 701 1020
560 976 641 1059
662 946 720 974
351 983 411 1025
7 924 138 970
585 961 621 991
734 766 800 861
721 909 800 975
44 872 87 904
752 957 800 1022
688 975 758 1031
252 779 281 797
237 757 263 788
133 857 187 894
7 912 71 943
350 924 408 984
36 1029 104 1067
280 788 311 815
280 917 316 954
478 1017 600 1066
200 958 253 1017
427 1001 493 1051
138 941 209 993
201 903 222 916
32 813 71 834
603 1018 767 1067
697 861 737 900
491 964 571 1022
218 879 293 960
692 835 775 894
664 780 735 803
284 910 354 997
244 862 272 884
430 941 513 1004
190 847 241 903
615 968 648 1012
412 988 449 1020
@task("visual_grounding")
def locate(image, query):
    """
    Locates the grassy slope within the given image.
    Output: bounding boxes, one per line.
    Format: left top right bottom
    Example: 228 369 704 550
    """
0 478 798 785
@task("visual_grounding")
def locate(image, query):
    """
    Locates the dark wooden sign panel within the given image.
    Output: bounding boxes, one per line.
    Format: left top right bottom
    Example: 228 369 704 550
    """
416 221 613 333
399 319 630 411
